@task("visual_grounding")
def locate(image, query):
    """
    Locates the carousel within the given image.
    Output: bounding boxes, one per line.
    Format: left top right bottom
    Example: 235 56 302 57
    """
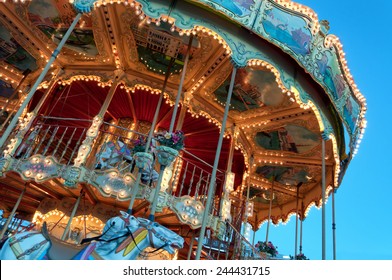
0 0 366 260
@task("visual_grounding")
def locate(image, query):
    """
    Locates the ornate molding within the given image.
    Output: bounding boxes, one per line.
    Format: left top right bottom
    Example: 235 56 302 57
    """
14 155 63 183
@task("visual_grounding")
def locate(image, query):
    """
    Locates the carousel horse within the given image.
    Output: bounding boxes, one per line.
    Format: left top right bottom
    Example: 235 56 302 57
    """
97 139 159 183
95 139 132 169
0 211 184 260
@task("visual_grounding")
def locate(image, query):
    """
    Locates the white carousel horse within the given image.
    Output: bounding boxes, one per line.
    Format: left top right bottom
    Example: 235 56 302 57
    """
96 139 159 183
0 211 184 260
95 139 132 169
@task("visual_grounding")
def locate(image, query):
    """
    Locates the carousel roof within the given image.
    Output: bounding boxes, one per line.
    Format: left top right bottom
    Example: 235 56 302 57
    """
0 0 366 229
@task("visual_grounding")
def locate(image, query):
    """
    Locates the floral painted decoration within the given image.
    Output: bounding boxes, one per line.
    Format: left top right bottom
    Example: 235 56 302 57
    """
155 130 185 150
132 136 147 154
255 241 278 257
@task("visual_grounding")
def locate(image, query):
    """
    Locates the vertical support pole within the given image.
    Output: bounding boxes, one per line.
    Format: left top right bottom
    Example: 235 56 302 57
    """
300 202 304 254
321 139 326 260
195 67 237 260
187 231 195 260
252 213 257 248
0 13 82 149
148 165 165 221
220 126 236 219
332 185 336 260
96 78 121 118
0 184 27 240
144 58 175 151
169 35 193 133
61 191 83 241
265 176 274 243
226 126 236 173
175 106 187 131
294 185 299 259
127 172 143 214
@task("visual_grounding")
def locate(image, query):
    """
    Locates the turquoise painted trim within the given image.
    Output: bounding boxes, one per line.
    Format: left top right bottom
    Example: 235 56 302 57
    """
190 0 262 26
73 0 98 13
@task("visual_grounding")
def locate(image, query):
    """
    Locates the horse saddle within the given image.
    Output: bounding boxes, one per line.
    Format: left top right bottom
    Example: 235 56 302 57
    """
42 223 88 260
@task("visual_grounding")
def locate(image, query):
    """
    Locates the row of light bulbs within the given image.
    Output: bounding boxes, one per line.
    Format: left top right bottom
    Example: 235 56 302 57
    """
33 210 104 228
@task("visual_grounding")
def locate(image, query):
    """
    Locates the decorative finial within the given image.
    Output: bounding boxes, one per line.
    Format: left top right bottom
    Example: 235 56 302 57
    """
320 20 330 35
71 0 98 14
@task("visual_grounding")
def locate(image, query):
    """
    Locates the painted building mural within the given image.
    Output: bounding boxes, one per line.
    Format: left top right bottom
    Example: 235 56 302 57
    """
132 23 201 75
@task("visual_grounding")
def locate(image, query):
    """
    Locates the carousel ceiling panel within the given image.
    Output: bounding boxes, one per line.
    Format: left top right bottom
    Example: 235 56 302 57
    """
255 165 311 187
132 23 202 76
254 123 319 154
0 22 37 72
246 186 277 205
213 67 285 112
128 25 224 92
27 0 98 57
0 79 15 98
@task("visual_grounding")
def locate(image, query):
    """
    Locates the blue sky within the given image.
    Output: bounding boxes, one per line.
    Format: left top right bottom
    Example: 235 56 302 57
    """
254 0 392 260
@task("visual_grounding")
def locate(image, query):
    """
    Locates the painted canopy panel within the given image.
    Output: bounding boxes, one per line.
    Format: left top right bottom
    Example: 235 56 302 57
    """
28 0 98 56
0 80 14 98
255 165 310 186
190 0 261 24
247 186 277 205
133 23 201 75
214 67 284 112
255 124 319 154
343 95 360 133
262 6 311 56
202 0 255 17
0 23 37 72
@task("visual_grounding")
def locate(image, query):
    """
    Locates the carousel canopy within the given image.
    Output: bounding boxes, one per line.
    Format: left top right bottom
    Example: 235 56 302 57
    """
0 0 366 229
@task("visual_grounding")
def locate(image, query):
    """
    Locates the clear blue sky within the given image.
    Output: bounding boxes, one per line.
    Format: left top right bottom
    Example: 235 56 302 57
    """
254 0 392 260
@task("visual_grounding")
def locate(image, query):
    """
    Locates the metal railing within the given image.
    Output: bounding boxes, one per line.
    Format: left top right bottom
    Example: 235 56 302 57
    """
6 116 225 204
12 116 91 165
191 220 266 260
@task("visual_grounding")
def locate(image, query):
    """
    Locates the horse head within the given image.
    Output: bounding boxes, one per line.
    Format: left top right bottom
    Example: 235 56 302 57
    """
135 217 184 255
99 211 139 239
92 212 183 259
